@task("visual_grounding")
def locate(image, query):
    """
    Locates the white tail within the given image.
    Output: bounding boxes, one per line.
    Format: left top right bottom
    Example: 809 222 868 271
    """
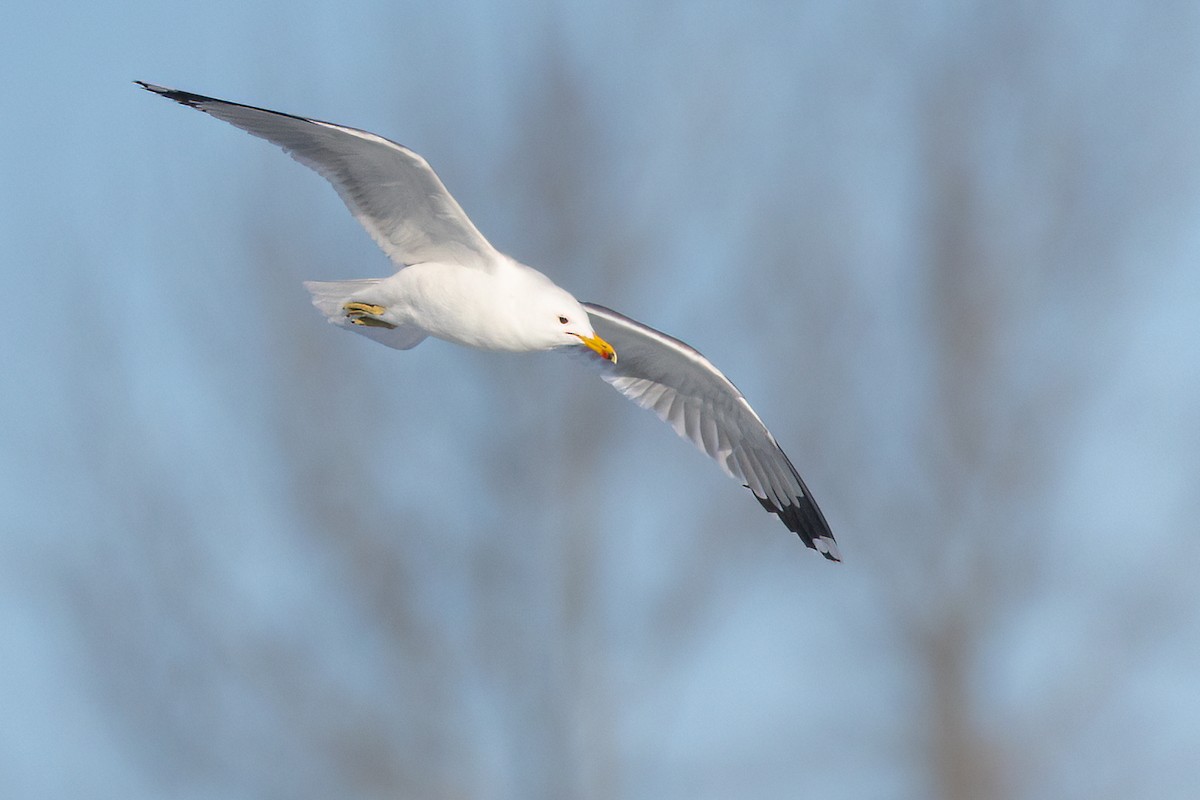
303 279 428 350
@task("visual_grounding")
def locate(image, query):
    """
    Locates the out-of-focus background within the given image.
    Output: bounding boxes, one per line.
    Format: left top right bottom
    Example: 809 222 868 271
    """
4 2 1199 798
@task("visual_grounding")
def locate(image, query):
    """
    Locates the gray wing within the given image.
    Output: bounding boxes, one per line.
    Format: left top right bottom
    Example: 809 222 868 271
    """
138 82 497 269
582 304 840 561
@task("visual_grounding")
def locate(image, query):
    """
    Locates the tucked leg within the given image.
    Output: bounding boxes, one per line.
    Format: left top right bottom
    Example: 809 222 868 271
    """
343 302 397 329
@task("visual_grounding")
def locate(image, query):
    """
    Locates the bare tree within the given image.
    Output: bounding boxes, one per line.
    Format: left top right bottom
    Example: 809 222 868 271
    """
40 4 1200 800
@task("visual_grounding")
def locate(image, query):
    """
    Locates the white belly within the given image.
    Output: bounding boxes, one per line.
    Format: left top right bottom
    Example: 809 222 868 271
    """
374 260 559 352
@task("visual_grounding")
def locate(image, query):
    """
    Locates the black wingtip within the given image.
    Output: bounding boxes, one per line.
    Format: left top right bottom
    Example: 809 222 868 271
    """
751 491 842 562
135 81 209 109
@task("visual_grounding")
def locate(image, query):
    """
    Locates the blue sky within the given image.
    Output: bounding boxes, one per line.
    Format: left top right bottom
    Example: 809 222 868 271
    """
4 1 1200 798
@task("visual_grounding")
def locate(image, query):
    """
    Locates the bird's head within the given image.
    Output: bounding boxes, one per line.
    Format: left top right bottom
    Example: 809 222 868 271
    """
532 287 616 363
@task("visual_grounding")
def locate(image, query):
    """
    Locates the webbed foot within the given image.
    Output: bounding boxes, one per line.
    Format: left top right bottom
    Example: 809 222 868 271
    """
343 302 397 329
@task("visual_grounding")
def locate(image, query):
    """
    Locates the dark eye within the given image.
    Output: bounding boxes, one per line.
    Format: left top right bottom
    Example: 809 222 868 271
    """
558 316 569 324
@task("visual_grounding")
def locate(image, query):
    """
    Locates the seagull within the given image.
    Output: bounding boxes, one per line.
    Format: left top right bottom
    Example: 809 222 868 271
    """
137 82 840 562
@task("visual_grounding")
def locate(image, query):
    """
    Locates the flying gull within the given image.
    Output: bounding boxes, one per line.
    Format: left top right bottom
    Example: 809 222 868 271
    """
137 82 840 562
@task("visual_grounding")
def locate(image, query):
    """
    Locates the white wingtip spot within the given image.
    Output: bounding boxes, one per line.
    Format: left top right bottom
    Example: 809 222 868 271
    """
815 536 842 562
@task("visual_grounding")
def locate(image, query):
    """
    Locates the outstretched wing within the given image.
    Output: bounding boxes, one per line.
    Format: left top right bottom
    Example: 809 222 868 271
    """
137 82 498 270
582 304 839 561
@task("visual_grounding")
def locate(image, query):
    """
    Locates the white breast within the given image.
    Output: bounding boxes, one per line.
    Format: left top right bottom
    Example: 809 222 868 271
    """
379 259 564 352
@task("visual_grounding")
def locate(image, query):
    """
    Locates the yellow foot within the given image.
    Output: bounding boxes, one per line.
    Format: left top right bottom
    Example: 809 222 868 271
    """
342 302 397 329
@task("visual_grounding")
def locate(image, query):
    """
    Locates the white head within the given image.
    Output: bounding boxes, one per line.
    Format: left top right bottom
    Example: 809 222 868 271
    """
526 284 617 362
